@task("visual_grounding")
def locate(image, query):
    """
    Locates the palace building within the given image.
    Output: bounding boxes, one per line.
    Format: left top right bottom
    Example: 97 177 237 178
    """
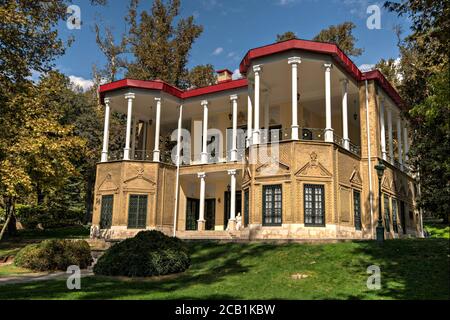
91 39 423 241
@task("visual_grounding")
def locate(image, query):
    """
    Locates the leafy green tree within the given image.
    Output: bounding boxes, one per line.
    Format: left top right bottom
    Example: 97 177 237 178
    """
186 64 216 88
384 0 449 222
95 24 127 82
125 0 203 88
375 58 401 89
276 31 297 42
313 22 364 57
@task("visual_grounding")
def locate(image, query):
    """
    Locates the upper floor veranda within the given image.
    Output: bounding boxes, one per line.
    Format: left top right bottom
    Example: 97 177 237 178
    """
98 39 412 174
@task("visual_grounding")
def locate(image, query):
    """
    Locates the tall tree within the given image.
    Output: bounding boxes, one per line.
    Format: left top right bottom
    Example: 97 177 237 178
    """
95 24 127 82
384 0 449 222
276 31 297 42
313 22 364 57
375 58 401 89
125 0 203 88
186 64 216 89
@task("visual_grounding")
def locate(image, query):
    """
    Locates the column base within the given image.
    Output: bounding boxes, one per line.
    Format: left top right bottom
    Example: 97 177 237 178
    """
226 218 237 231
291 125 299 140
343 138 351 150
324 128 334 142
153 150 160 162
101 152 108 163
201 152 208 164
253 130 260 145
123 148 130 160
197 219 206 231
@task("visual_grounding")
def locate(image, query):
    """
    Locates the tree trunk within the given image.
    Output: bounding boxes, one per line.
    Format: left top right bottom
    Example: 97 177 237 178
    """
0 198 15 241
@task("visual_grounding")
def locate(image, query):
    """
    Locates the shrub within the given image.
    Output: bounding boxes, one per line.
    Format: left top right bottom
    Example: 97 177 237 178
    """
16 204 84 229
93 230 190 277
15 239 92 271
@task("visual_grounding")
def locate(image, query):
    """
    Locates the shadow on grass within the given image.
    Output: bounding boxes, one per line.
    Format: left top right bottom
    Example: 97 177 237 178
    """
341 239 449 300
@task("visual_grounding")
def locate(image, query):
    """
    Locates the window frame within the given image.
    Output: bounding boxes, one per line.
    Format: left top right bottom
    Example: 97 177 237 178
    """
383 194 391 232
304 184 326 227
353 190 362 231
262 184 282 227
392 198 399 233
244 188 250 227
127 194 148 229
100 194 114 229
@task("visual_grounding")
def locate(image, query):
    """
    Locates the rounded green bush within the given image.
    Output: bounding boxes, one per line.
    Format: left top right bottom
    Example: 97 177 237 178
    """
15 239 92 271
93 230 191 277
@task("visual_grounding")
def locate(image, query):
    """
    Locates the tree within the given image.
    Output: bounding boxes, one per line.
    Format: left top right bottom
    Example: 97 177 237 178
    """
186 64 216 89
125 0 203 88
384 0 449 222
313 22 364 57
375 58 401 89
95 24 127 82
276 31 297 42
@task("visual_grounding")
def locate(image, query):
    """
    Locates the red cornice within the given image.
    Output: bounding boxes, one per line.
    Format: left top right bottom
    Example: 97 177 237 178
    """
361 70 406 109
99 39 406 109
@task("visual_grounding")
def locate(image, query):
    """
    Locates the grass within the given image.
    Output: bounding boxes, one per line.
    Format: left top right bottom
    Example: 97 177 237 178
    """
424 220 449 239
0 238 448 300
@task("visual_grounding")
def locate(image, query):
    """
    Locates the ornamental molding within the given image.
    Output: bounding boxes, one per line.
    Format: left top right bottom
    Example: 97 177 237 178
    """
97 173 119 193
295 152 332 178
349 166 363 186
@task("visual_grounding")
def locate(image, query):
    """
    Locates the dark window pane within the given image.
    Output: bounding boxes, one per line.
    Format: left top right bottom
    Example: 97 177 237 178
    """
100 195 114 229
128 195 148 229
353 191 362 231
384 195 391 232
263 185 282 226
304 184 325 226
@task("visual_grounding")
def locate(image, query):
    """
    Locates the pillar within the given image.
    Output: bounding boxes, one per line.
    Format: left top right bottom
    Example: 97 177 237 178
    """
397 114 403 170
253 65 262 145
227 169 237 231
324 63 334 142
247 95 253 147
387 106 394 163
198 172 206 231
153 97 162 162
201 100 209 164
230 95 238 161
288 57 301 140
123 93 135 160
341 79 350 150
101 98 111 162
380 98 387 160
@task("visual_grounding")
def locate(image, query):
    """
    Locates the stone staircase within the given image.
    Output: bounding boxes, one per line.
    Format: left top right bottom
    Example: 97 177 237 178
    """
176 229 250 241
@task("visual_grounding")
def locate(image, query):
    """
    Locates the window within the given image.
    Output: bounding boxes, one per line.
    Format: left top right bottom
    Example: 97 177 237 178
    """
263 185 282 226
392 198 398 233
244 189 249 226
353 191 362 231
383 194 391 232
100 195 113 229
304 184 325 226
128 195 148 229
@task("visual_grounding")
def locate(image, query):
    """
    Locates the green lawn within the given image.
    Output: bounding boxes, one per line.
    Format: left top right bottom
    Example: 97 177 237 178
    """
0 239 448 300
424 220 449 239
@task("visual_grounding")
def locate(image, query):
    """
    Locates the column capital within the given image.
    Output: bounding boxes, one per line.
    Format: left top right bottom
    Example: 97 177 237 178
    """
104 97 111 105
124 92 135 100
154 97 162 102
323 63 333 71
288 56 302 65
253 64 263 73
230 94 238 102
197 172 206 179
227 169 237 176
201 100 208 107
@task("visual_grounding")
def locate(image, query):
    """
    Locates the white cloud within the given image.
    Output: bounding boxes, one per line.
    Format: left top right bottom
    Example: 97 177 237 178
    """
212 47 224 55
69 75 94 91
232 69 242 80
278 0 296 5
359 64 375 72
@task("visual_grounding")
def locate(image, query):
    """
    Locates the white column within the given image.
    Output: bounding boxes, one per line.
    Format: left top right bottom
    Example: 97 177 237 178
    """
198 172 206 231
397 114 403 170
123 93 135 160
101 98 111 162
201 100 209 164
340 79 350 150
253 65 262 145
227 169 237 231
324 63 334 142
247 95 253 147
403 125 409 162
288 57 301 140
387 106 394 163
153 97 162 162
379 98 387 160
230 95 238 161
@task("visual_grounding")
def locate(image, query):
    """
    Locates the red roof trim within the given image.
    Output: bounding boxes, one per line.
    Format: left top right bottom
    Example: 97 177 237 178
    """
239 39 362 81
99 78 248 102
362 70 406 109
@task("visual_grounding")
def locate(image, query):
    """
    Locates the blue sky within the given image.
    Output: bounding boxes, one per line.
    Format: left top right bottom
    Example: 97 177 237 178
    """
56 0 411 89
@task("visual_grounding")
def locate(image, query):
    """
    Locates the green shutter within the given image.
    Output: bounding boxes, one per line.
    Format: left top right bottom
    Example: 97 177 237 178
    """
128 195 148 229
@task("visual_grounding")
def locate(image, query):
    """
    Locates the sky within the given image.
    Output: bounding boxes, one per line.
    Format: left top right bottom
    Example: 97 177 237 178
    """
56 0 412 90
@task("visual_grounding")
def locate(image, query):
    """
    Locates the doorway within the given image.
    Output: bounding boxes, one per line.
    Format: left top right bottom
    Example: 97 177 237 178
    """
186 198 216 231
